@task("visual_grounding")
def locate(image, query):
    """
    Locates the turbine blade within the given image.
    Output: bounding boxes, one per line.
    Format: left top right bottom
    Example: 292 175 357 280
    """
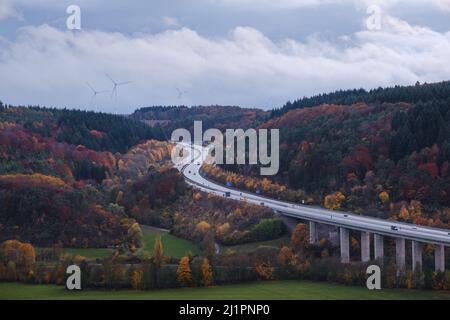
86 82 96 93
105 73 116 85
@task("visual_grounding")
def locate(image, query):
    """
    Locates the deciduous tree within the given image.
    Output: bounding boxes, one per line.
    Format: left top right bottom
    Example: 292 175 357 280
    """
176 256 192 287
201 258 213 287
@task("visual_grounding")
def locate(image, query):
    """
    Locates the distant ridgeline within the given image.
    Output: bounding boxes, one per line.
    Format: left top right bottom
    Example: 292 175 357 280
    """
131 105 269 135
0 105 164 153
271 81 450 118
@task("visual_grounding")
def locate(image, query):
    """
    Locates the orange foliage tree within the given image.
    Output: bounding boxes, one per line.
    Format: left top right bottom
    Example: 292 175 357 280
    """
290 224 310 252
176 256 192 287
255 262 274 280
0 240 36 281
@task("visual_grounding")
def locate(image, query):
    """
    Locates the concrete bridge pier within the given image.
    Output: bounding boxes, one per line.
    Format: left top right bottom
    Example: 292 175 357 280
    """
435 245 445 272
412 241 423 274
340 227 350 264
374 234 384 261
395 238 406 275
361 231 371 262
280 216 299 233
309 221 319 245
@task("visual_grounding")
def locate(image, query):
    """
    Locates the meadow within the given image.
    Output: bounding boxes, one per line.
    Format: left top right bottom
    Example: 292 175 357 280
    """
38 225 201 260
1 281 449 300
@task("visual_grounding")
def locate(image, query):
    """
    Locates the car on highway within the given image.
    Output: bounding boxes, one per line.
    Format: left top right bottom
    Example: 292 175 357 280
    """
391 226 399 231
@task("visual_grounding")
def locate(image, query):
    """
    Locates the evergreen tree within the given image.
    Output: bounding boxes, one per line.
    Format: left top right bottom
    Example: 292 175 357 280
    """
176 256 192 287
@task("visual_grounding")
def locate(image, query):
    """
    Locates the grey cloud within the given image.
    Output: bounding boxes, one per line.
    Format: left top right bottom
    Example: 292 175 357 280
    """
0 16 450 113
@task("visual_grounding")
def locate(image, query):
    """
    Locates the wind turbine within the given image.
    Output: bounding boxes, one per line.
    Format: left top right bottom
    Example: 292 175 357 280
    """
176 87 188 100
105 73 132 101
86 82 109 109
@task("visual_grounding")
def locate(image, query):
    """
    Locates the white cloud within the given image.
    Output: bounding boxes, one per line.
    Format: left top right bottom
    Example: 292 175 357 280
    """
162 16 181 28
213 0 450 11
0 17 450 113
0 0 22 21
432 0 450 11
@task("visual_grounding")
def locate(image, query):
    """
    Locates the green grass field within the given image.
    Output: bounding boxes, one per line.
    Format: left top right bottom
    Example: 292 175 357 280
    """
221 237 290 254
138 226 201 258
1 281 449 300
36 247 114 260
37 226 201 260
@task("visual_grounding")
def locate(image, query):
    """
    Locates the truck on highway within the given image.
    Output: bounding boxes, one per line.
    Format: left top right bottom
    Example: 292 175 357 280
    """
225 191 231 197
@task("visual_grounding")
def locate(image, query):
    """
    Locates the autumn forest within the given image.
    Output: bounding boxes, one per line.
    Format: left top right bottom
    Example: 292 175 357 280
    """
2 81 450 291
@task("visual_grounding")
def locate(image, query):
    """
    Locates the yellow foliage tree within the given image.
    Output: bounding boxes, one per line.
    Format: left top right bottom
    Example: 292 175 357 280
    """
379 191 389 203
176 256 192 286
409 200 422 220
201 258 213 287
232 208 242 218
0 240 36 279
131 270 143 290
216 223 230 237
261 178 271 191
324 192 346 210
127 222 143 251
193 192 202 201
153 237 165 268
196 221 211 233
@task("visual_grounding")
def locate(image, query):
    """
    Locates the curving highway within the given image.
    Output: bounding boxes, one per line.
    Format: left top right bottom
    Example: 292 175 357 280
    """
176 143 450 246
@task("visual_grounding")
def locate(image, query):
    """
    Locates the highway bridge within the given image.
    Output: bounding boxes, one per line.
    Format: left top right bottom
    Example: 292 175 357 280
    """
177 143 449 274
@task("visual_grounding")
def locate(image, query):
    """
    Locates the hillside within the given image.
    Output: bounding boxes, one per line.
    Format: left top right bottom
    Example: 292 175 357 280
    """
0 105 163 154
0 106 174 248
2 83 450 292
0 104 279 251
217 82 450 228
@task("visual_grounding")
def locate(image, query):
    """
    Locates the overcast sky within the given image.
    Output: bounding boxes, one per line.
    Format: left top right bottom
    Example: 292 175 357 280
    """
1 0 450 113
